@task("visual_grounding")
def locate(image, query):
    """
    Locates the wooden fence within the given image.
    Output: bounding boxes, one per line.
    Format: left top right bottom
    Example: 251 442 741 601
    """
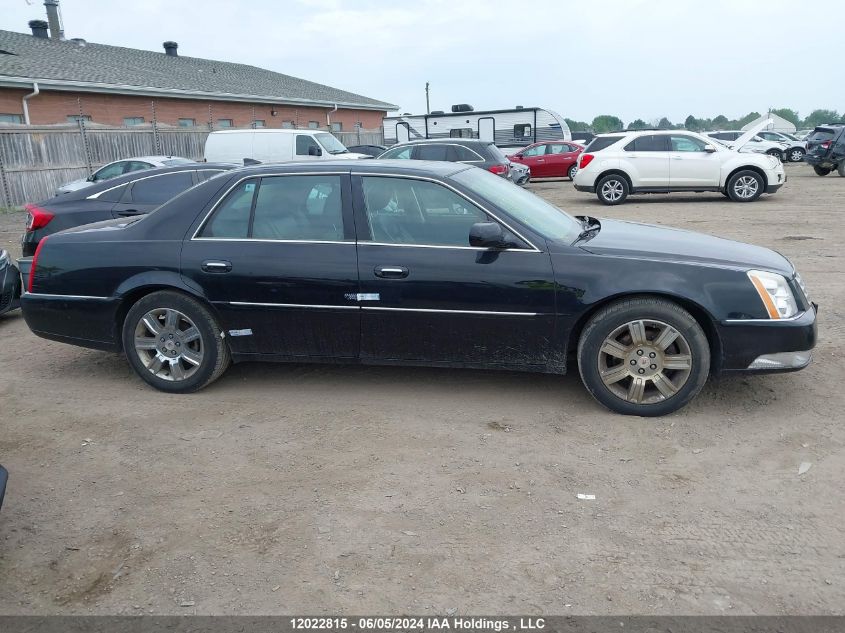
0 124 384 208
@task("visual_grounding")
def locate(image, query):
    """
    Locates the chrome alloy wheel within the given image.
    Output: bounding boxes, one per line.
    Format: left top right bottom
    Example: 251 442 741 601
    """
600 178 624 201
789 149 804 162
134 308 203 381
597 319 693 404
732 175 759 199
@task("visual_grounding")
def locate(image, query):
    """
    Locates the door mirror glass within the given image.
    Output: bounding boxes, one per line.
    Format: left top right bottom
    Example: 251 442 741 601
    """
469 222 505 248
704 145 717 153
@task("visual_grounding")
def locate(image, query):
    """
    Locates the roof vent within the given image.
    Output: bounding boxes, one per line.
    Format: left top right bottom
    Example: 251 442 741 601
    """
451 104 474 113
163 41 178 57
29 20 49 39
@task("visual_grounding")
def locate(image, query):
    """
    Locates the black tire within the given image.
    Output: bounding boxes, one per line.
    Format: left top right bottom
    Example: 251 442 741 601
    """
122 290 230 393
595 173 629 205
726 169 764 202
577 297 710 417
813 166 831 176
788 148 805 162
765 149 784 161
568 164 578 180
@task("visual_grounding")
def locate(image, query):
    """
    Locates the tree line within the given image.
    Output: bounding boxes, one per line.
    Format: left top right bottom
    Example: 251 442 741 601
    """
565 109 844 134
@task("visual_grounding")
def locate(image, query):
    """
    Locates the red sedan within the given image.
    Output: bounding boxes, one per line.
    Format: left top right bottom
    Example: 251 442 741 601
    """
508 141 584 180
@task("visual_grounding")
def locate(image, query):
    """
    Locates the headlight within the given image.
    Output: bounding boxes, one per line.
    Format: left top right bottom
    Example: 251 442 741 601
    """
747 270 798 319
794 271 810 302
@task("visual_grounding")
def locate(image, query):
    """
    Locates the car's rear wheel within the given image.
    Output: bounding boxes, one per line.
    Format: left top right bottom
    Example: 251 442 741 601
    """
788 148 805 162
596 174 629 205
568 164 578 180
813 166 831 176
726 170 764 202
122 290 230 393
577 297 710 417
765 149 784 160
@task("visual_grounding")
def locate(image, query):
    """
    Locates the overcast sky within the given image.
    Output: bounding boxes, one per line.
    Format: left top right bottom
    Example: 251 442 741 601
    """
4 0 842 124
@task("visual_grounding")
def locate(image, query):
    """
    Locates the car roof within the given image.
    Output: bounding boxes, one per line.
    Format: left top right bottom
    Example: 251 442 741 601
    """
388 138 494 147
110 155 192 163
223 159 470 178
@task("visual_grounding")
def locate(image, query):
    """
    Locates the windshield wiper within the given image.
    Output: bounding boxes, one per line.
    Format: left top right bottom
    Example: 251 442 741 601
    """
573 215 601 243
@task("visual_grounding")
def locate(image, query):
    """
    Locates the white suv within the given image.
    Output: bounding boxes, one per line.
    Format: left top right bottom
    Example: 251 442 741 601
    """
573 124 785 205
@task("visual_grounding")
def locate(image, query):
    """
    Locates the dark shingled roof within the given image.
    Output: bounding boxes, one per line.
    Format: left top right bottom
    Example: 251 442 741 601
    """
0 29 396 111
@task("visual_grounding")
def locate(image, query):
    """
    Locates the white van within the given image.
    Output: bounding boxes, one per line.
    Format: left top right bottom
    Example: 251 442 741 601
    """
203 129 370 164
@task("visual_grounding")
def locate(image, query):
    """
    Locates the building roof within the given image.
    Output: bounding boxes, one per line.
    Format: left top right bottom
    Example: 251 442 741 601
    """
0 29 397 111
741 113 796 133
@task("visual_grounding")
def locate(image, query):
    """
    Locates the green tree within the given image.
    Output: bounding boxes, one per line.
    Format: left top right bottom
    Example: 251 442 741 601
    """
657 117 673 130
770 108 799 126
711 114 729 129
735 111 761 128
564 118 591 132
627 118 648 130
591 115 624 133
684 115 701 131
802 109 840 128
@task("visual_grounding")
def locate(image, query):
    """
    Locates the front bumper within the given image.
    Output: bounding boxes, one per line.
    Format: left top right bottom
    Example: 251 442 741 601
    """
717 304 817 374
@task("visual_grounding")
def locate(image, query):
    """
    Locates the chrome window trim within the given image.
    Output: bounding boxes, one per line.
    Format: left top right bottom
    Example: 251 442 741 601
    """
354 171 541 252
191 171 349 240
87 169 198 200
358 242 535 253
25 292 111 300
363 306 540 316
193 238 354 245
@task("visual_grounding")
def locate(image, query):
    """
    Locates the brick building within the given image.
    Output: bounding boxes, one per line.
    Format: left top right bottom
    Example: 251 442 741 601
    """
0 25 397 130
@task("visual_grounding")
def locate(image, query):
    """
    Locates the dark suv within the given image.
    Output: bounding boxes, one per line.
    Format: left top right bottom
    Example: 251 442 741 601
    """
804 125 845 176
377 139 512 179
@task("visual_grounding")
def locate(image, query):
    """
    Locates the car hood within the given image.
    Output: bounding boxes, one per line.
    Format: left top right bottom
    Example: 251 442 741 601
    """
733 118 774 151
574 218 793 275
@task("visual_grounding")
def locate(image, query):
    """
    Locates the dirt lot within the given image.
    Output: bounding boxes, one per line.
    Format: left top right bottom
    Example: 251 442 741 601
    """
0 163 843 615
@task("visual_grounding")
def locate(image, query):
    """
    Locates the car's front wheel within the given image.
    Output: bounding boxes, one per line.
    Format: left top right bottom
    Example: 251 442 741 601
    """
788 148 805 162
813 166 831 176
568 164 578 180
577 297 710 416
596 174 629 205
122 290 230 393
726 170 764 202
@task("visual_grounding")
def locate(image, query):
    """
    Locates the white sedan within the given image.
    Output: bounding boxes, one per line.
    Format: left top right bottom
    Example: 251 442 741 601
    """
56 155 195 195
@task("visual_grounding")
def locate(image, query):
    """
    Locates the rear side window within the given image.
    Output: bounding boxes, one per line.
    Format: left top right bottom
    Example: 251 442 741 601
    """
129 171 195 204
379 146 413 159
196 169 225 182
447 145 483 161
416 144 448 161
585 136 624 152
97 183 128 203
484 143 508 162
251 175 344 241
199 178 258 238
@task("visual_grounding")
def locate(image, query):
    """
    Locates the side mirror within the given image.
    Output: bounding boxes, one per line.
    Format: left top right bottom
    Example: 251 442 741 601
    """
514 153 524 159
703 146 717 153
308 145 322 157
87 175 95 182
469 222 506 248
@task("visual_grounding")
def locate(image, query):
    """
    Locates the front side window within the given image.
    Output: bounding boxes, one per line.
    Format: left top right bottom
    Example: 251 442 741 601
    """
129 171 195 205
522 144 547 157
296 134 322 156
123 160 153 173
670 135 708 152
362 176 489 246
379 146 414 160
251 175 344 240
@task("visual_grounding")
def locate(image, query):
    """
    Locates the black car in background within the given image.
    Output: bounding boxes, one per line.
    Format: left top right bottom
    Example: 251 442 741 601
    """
377 139 513 179
0 463 6 511
21 164 235 256
20 161 816 417
346 144 386 158
804 125 845 176
0 250 21 316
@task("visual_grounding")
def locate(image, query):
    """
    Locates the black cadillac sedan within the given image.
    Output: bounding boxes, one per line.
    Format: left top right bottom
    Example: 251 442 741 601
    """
20 161 816 416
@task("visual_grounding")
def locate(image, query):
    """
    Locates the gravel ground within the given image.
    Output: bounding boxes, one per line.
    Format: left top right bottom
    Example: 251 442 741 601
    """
0 162 842 615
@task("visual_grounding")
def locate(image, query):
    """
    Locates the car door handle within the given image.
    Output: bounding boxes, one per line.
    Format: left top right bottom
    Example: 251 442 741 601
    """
374 265 408 279
536 159 545 162
116 209 143 216
201 260 232 273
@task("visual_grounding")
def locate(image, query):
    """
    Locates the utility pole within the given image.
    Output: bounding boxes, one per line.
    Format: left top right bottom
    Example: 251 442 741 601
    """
425 82 430 114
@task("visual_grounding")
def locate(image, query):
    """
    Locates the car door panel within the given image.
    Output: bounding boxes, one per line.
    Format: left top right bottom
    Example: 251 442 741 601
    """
668 135 722 187
352 175 557 369
623 135 670 187
181 173 361 359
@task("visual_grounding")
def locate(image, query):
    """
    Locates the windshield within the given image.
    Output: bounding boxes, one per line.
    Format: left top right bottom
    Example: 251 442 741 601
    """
315 132 349 154
452 167 581 243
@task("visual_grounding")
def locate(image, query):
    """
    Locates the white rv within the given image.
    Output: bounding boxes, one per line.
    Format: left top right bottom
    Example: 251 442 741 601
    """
382 106 571 152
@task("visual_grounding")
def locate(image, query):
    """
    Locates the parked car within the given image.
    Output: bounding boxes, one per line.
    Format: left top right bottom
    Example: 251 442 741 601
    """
703 131 788 160
0 464 6 511
794 129 814 140
204 129 370 164
803 125 845 176
20 161 816 417
56 156 195 195
0 249 21 316
346 144 386 158
508 141 584 180
573 126 786 205
21 164 234 257
508 161 530 186
571 132 595 146
377 139 512 179
756 130 807 162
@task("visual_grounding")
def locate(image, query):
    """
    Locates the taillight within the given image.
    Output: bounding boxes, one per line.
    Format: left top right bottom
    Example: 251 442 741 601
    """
28 236 48 293
821 140 831 149
579 154 595 169
488 164 508 176
25 204 54 232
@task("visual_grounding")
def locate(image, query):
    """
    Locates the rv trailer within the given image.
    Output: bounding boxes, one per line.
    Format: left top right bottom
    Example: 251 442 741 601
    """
383 106 571 152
